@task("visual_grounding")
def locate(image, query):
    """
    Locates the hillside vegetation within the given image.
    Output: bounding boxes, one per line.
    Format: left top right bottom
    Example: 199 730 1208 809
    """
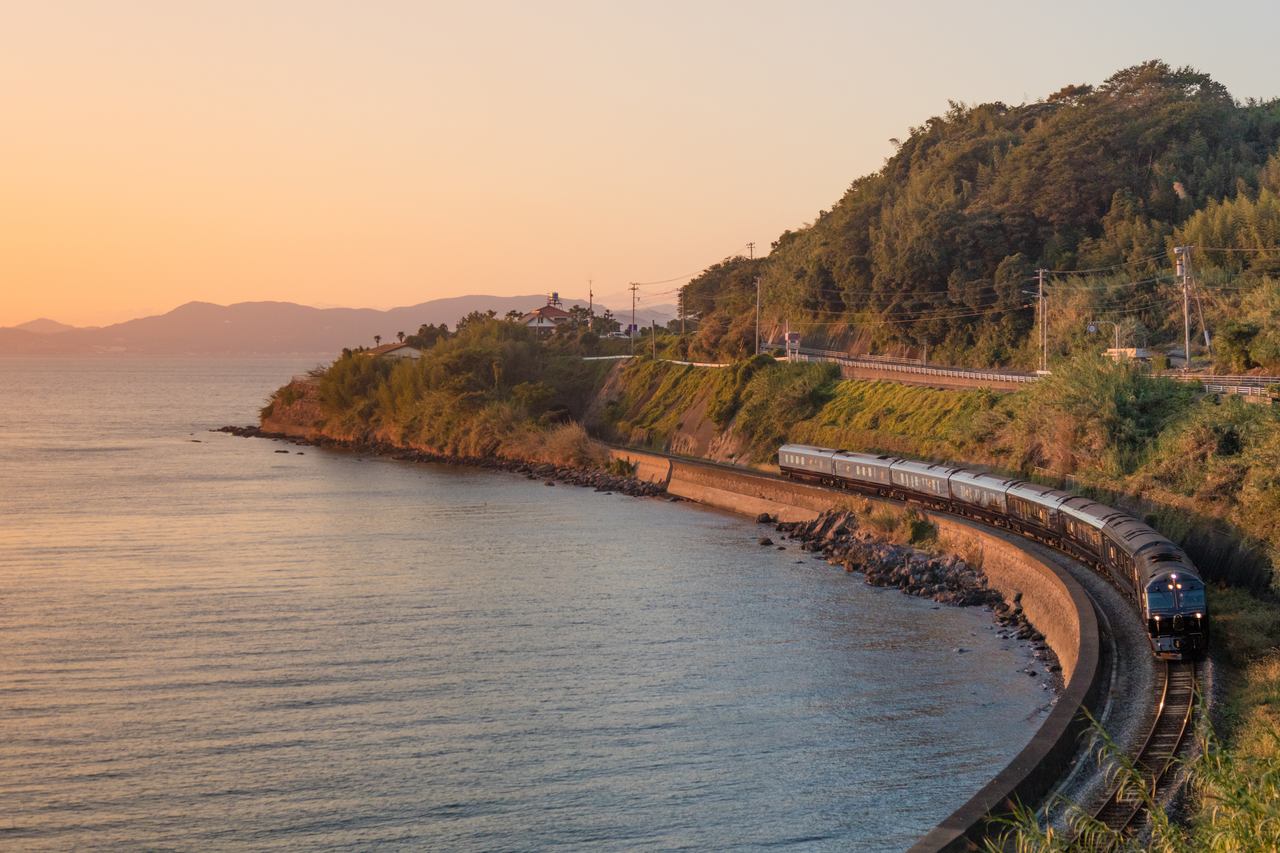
678 61 1280 369
262 318 618 465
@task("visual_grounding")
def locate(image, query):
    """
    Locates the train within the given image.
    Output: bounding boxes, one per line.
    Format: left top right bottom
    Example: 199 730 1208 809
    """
777 444 1208 660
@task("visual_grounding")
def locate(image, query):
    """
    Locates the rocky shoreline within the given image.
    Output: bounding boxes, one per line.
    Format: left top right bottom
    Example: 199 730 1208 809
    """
762 509 1063 682
214 425 668 498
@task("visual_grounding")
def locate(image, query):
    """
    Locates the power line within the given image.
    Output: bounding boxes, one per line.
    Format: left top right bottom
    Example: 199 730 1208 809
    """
772 276 1037 301
783 302 1037 327
631 271 707 287
629 245 759 288
790 291 1033 316
1045 252 1172 275
1050 273 1177 291
1196 246 1280 253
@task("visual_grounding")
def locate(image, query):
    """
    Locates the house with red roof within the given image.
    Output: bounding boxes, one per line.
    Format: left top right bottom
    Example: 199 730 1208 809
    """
520 298 573 335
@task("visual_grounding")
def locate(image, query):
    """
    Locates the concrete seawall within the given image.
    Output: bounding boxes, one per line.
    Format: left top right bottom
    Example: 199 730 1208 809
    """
608 447 1103 851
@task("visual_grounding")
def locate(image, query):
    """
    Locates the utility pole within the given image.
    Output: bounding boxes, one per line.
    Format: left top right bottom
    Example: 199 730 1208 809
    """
1175 247 1192 371
754 276 761 356
1037 268 1048 373
679 287 685 336
629 282 639 355
588 279 593 316
747 241 755 260
651 320 657 360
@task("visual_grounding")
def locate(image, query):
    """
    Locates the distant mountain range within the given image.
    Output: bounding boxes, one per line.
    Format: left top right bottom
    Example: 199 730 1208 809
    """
0 295 676 355
12 318 84 334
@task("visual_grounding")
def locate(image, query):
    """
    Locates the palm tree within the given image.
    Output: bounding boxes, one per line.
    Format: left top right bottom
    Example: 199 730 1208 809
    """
374 335 382 347
397 331 405 343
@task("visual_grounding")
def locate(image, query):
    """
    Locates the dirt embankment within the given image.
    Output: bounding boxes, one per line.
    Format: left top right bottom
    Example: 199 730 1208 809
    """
259 379 332 441
584 361 749 463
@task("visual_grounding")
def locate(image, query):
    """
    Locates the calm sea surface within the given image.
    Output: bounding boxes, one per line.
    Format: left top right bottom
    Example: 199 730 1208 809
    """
0 357 1052 851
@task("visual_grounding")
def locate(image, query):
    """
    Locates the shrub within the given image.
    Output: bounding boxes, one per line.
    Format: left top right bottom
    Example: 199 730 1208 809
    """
904 508 938 546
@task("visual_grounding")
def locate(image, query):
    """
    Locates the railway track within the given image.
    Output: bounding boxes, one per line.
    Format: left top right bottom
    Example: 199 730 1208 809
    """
1090 660 1198 836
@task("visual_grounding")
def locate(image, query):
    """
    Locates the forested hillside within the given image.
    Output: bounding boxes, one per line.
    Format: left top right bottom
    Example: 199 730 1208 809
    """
681 61 1280 368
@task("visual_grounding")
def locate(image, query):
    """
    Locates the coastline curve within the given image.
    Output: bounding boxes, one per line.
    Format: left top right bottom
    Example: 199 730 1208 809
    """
608 447 1105 851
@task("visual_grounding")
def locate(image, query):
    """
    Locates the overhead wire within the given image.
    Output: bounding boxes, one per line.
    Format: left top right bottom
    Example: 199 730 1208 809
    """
778 274 1038 299
1046 252 1172 275
782 301 1037 327
1196 246 1280 253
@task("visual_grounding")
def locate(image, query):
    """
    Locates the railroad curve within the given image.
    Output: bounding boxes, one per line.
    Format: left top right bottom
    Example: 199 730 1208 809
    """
1091 660 1200 836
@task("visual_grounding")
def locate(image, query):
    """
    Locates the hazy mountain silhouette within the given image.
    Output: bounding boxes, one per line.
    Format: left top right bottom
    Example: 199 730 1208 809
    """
13 318 81 334
0 295 676 355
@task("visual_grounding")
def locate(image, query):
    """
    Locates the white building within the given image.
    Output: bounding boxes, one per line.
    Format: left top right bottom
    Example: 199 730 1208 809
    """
365 342 422 359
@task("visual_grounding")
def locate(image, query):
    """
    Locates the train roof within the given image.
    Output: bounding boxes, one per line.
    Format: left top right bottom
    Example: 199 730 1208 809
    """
1104 516 1183 558
1005 481 1071 509
832 450 899 464
773 443 1206 587
890 459 962 479
1138 555 1202 586
1059 495 1127 529
778 444 838 457
948 468 1017 492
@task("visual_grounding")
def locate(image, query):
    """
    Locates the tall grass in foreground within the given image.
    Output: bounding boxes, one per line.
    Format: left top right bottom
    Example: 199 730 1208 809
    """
984 710 1280 852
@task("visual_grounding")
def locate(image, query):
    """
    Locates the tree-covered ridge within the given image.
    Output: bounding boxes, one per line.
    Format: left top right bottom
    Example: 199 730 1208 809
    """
683 61 1280 367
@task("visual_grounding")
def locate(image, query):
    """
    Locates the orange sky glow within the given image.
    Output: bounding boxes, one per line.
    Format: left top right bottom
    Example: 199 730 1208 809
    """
2 1 1275 327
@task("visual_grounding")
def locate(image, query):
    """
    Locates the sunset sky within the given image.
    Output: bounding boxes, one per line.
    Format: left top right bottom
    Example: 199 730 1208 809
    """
3 1 1277 327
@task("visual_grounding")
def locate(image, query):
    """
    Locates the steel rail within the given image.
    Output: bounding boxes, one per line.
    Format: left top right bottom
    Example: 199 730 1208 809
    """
1089 660 1198 835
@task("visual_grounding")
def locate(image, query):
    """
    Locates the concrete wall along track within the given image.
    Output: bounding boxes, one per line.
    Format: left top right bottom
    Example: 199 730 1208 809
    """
608 447 1104 852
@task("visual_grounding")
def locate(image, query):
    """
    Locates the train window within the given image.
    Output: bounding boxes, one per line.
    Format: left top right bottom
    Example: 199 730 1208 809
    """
1146 583 1176 610
1179 582 1206 609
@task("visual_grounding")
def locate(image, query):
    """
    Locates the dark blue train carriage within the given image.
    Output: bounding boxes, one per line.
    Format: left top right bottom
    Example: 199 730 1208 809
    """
778 443 1208 660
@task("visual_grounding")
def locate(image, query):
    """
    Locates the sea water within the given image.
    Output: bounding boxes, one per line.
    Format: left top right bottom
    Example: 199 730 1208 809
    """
0 357 1050 850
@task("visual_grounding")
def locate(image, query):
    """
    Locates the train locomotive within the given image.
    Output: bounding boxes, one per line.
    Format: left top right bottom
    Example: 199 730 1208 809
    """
778 444 1208 660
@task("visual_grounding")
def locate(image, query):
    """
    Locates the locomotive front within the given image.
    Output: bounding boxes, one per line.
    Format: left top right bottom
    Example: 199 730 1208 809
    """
1143 569 1208 659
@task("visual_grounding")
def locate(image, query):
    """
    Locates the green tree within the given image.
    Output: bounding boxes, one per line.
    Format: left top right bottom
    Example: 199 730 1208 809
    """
455 309 498 333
